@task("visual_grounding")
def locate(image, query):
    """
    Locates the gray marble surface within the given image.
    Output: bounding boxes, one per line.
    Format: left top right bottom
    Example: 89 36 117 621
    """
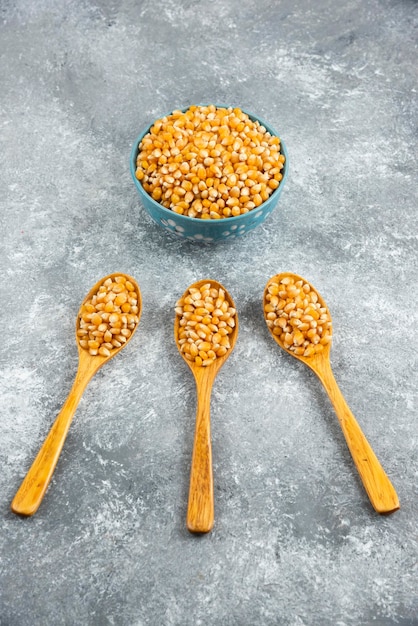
1 1 417 624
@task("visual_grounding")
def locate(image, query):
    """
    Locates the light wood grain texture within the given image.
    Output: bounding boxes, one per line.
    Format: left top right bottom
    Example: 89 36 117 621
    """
174 279 238 533
263 272 400 515
11 273 142 517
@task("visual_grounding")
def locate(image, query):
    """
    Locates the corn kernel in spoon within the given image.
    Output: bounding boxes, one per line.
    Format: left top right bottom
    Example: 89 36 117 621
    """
175 282 236 366
77 275 141 357
264 275 332 357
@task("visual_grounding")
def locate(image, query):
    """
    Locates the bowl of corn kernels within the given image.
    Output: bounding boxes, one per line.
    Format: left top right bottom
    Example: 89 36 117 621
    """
130 104 288 242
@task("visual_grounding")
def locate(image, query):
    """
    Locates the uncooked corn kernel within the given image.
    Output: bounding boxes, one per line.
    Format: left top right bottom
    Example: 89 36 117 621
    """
175 283 236 366
136 105 285 219
265 276 332 357
77 276 140 357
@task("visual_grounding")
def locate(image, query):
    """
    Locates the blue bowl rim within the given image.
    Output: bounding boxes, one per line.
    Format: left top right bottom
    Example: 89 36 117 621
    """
129 104 289 227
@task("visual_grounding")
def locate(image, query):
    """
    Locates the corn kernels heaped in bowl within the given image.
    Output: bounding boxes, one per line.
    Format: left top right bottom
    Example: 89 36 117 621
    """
135 105 286 220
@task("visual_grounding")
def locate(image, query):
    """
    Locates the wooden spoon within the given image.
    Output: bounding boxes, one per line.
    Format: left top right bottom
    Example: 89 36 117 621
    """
11 273 142 516
174 279 239 533
263 272 399 514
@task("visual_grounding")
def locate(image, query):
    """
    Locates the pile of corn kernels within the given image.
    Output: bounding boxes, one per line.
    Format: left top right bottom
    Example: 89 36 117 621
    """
77 276 140 357
175 283 236 366
135 105 285 219
264 276 332 357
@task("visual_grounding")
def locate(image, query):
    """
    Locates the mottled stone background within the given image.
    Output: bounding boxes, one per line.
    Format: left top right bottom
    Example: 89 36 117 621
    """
1 0 417 624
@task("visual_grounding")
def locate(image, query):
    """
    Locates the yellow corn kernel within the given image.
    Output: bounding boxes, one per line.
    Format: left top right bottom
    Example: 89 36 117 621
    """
114 293 128 307
91 313 102 327
264 303 276 313
293 330 305 346
253 193 263 206
152 188 162 201
305 306 320 320
172 205 184 214
108 313 119 324
303 346 315 357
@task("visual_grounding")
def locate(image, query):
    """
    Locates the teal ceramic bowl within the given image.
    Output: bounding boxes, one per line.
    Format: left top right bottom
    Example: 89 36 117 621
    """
130 106 288 242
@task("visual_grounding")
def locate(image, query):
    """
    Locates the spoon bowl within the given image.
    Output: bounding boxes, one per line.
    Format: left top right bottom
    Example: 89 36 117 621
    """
11 273 142 516
263 272 399 514
174 279 238 533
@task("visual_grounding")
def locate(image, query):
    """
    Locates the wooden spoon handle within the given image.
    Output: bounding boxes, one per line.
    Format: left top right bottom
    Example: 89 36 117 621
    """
11 368 90 516
187 372 214 533
316 361 399 513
